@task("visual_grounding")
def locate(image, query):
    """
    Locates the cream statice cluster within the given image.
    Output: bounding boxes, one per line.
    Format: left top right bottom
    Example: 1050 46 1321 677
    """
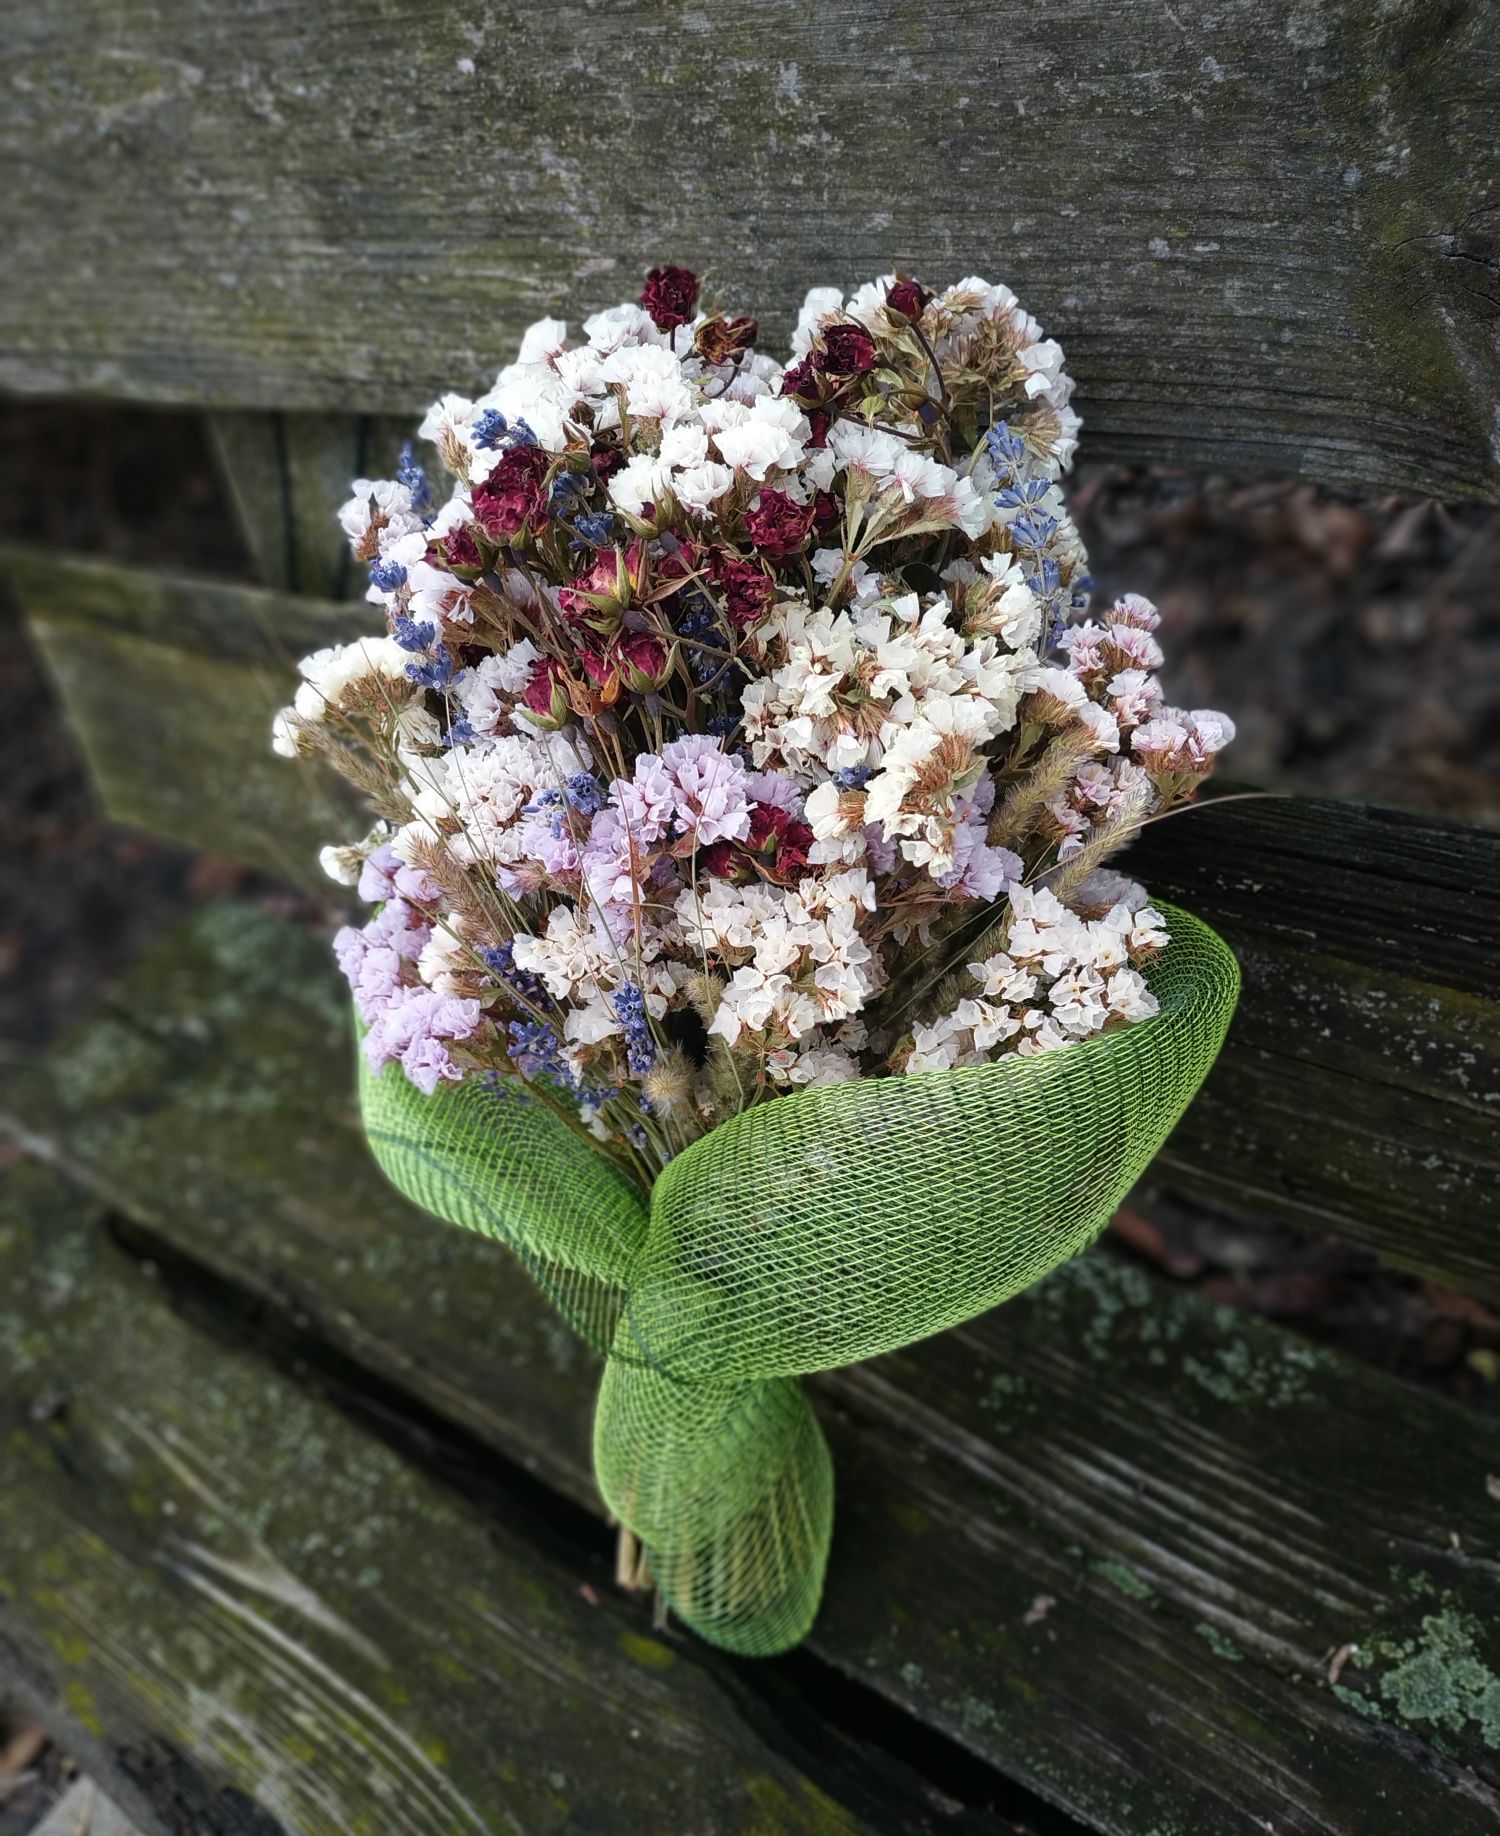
273 266 1232 1183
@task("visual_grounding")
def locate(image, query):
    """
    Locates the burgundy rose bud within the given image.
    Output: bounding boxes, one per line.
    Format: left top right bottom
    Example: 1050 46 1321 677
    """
695 315 759 365
639 264 701 332
754 805 814 883
614 630 675 695
815 322 878 379
745 489 815 560
885 277 931 321
556 538 649 629
590 443 626 483
811 489 841 535
778 356 823 402
806 407 832 450
699 840 745 882
710 551 775 629
471 445 550 541
426 525 485 581
517 657 571 730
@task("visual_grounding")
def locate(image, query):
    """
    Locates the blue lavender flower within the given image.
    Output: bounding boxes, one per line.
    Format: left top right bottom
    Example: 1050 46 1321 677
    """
832 764 873 790
548 473 585 512
985 421 1026 470
571 510 616 547
564 771 605 815
443 715 476 749
396 441 431 511
706 710 741 739
507 1019 572 1083
677 595 725 684
405 643 460 690
481 942 547 1004
473 409 510 450
994 477 1052 512
392 613 436 653
612 984 656 1075
369 557 409 593
1009 509 1060 550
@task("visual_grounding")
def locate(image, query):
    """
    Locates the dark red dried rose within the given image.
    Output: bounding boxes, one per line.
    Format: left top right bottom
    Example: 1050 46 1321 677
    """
811 490 841 535
815 323 878 378
704 803 815 886
806 407 832 449
518 657 571 729
471 445 550 540
427 525 485 579
614 630 674 694
695 315 759 365
778 356 823 401
556 539 648 627
699 839 743 881
745 490 815 559
590 443 626 483
748 803 815 881
640 264 701 331
709 551 774 628
885 278 931 320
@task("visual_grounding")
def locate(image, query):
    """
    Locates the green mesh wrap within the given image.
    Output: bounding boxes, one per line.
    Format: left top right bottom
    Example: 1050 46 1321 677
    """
359 903 1239 1655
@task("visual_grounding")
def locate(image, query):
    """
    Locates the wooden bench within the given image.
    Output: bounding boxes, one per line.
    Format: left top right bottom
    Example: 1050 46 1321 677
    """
3 4 1500 1831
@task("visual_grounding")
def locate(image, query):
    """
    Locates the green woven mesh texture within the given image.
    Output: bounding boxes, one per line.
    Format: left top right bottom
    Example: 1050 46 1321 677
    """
360 903 1239 1655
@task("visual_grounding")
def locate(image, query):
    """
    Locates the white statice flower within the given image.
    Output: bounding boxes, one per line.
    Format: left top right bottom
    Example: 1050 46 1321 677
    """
597 341 696 429
397 731 591 876
790 286 845 356
704 394 810 480
417 394 480 478
338 479 423 559
516 316 569 364
272 636 417 755
904 887 1168 1073
681 869 879 1048
456 642 542 739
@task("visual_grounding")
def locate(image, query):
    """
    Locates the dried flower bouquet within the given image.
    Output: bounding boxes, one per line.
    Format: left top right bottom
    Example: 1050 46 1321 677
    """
274 266 1240 1653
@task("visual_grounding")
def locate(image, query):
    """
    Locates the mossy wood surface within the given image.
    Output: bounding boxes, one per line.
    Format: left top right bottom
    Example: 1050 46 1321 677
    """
1 1 1498 499
0 1159 955 1836
13 546 1499 1296
6 907 1500 1835
207 413 372 599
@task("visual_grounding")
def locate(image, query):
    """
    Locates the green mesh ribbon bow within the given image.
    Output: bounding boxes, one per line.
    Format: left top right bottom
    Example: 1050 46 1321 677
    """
358 903 1239 1655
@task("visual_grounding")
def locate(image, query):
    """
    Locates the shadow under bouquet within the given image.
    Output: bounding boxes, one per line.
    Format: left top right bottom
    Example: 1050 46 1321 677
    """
273 267 1240 1656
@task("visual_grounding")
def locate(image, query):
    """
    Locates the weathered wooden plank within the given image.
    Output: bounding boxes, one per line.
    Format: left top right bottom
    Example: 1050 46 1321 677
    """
0 1157 977 1836
1131 795 1500 1294
208 413 369 597
8 905 1500 1835
14 547 1498 1291
1 1 1497 498
8 552 366 887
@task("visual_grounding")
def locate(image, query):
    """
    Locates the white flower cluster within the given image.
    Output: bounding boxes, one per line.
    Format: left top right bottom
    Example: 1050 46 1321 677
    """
905 887 1169 1071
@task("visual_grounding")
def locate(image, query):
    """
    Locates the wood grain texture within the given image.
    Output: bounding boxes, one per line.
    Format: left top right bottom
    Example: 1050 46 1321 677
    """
7 906 1500 1835
1133 794 1500 1296
208 413 370 597
0 1159 959 1836
9 551 367 886
2 1 1498 497
13 547 1498 1291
